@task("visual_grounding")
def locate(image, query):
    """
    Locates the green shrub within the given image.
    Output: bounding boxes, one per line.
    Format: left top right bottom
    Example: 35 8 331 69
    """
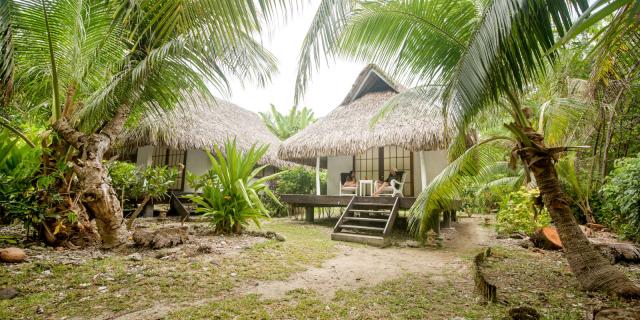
106 161 178 207
599 154 640 241
275 166 321 195
106 161 139 208
495 187 551 235
187 140 284 234
0 129 44 229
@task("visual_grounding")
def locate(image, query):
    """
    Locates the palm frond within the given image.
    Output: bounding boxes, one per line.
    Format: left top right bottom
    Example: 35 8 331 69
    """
294 0 354 103
444 0 588 130
408 136 514 238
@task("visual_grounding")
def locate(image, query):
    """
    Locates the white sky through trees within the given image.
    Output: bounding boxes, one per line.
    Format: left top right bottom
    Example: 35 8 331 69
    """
220 1 365 117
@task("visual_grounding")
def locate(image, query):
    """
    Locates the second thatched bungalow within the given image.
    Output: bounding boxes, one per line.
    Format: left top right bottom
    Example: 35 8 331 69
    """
279 64 450 201
121 94 292 193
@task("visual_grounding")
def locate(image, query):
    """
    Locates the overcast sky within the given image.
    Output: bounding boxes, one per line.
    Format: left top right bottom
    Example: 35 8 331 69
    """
218 1 365 117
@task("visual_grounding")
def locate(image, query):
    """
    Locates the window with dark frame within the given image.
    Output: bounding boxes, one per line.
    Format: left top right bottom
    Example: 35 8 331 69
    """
151 147 187 191
353 146 413 196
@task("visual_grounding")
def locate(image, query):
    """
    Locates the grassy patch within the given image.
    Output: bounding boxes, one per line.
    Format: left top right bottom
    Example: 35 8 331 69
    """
0 220 336 319
168 273 503 319
169 245 640 320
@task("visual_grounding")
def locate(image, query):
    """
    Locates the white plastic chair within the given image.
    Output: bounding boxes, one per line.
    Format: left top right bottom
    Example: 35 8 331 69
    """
378 172 406 197
339 172 357 196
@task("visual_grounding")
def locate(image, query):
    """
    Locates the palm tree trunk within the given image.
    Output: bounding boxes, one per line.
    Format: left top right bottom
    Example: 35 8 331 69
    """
73 134 128 248
520 129 640 297
52 105 131 249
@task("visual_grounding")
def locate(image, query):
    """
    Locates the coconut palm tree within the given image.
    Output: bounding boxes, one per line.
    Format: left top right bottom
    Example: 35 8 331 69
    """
0 0 289 248
297 0 640 296
259 104 316 139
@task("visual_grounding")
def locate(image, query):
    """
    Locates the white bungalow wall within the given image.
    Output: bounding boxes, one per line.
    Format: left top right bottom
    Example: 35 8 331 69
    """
183 149 210 192
327 155 353 196
135 146 154 169
325 150 448 196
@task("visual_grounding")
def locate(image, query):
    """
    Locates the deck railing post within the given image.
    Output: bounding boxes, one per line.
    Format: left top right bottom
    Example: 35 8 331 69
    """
315 157 321 196
420 151 428 191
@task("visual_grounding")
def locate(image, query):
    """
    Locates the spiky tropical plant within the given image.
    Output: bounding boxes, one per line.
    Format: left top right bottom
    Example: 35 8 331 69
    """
187 140 284 234
0 0 290 248
259 104 316 140
298 0 640 296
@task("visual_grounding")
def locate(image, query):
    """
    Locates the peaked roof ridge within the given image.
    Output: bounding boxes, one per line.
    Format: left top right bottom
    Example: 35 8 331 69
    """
340 64 405 106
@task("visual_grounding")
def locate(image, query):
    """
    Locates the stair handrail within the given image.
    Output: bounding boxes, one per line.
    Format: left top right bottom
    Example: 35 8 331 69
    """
383 197 400 237
333 195 356 233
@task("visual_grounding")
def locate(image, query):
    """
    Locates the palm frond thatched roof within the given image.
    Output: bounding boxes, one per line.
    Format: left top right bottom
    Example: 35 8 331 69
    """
122 94 292 168
278 65 449 160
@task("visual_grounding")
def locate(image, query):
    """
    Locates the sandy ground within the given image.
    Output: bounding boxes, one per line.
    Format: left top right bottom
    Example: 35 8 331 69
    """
239 217 493 299
110 217 493 320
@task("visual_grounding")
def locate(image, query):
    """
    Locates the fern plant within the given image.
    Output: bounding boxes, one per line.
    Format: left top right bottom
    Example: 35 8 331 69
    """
187 140 284 234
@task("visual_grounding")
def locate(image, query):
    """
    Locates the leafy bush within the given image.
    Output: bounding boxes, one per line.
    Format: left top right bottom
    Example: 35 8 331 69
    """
276 166 325 195
106 161 178 205
138 165 180 201
187 140 283 234
106 161 139 208
0 129 44 229
599 154 640 241
495 187 551 235
107 161 178 229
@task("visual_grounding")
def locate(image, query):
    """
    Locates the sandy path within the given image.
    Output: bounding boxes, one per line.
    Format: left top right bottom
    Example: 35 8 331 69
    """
240 217 492 299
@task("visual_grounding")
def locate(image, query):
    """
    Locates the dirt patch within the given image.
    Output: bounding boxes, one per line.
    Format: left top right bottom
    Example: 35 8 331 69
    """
241 216 492 299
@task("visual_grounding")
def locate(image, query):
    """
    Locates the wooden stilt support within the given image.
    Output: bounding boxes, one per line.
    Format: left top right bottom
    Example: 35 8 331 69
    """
451 210 457 222
305 207 315 223
434 211 443 247
442 211 451 228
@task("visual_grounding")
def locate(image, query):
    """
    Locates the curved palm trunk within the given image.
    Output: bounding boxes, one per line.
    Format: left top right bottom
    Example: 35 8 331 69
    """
520 130 640 297
52 106 130 249
74 134 128 248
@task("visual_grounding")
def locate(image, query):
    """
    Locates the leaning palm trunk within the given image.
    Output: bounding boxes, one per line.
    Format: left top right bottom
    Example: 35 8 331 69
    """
519 128 640 297
52 107 130 249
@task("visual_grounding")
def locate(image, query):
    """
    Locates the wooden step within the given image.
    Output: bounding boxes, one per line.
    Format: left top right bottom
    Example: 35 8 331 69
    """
352 202 393 207
331 233 389 247
339 225 384 232
350 209 390 214
343 217 388 222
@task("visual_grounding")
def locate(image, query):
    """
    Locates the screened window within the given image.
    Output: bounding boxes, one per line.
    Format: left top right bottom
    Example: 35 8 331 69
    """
354 147 380 181
152 147 187 191
354 146 413 196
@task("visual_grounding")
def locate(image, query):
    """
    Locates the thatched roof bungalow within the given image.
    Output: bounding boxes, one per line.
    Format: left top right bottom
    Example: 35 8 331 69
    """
279 64 450 197
122 95 291 192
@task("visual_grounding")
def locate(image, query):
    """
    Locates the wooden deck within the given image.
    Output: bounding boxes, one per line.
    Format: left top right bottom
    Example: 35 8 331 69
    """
279 195 416 223
279 194 416 209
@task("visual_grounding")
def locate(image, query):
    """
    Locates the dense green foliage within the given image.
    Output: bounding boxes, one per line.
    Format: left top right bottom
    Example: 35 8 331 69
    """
187 140 284 234
275 166 325 195
599 154 640 241
495 188 551 236
0 129 44 230
259 105 316 140
106 161 178 208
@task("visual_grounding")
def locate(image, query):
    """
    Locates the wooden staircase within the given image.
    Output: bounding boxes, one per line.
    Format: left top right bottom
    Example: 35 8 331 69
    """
331 196 400 247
